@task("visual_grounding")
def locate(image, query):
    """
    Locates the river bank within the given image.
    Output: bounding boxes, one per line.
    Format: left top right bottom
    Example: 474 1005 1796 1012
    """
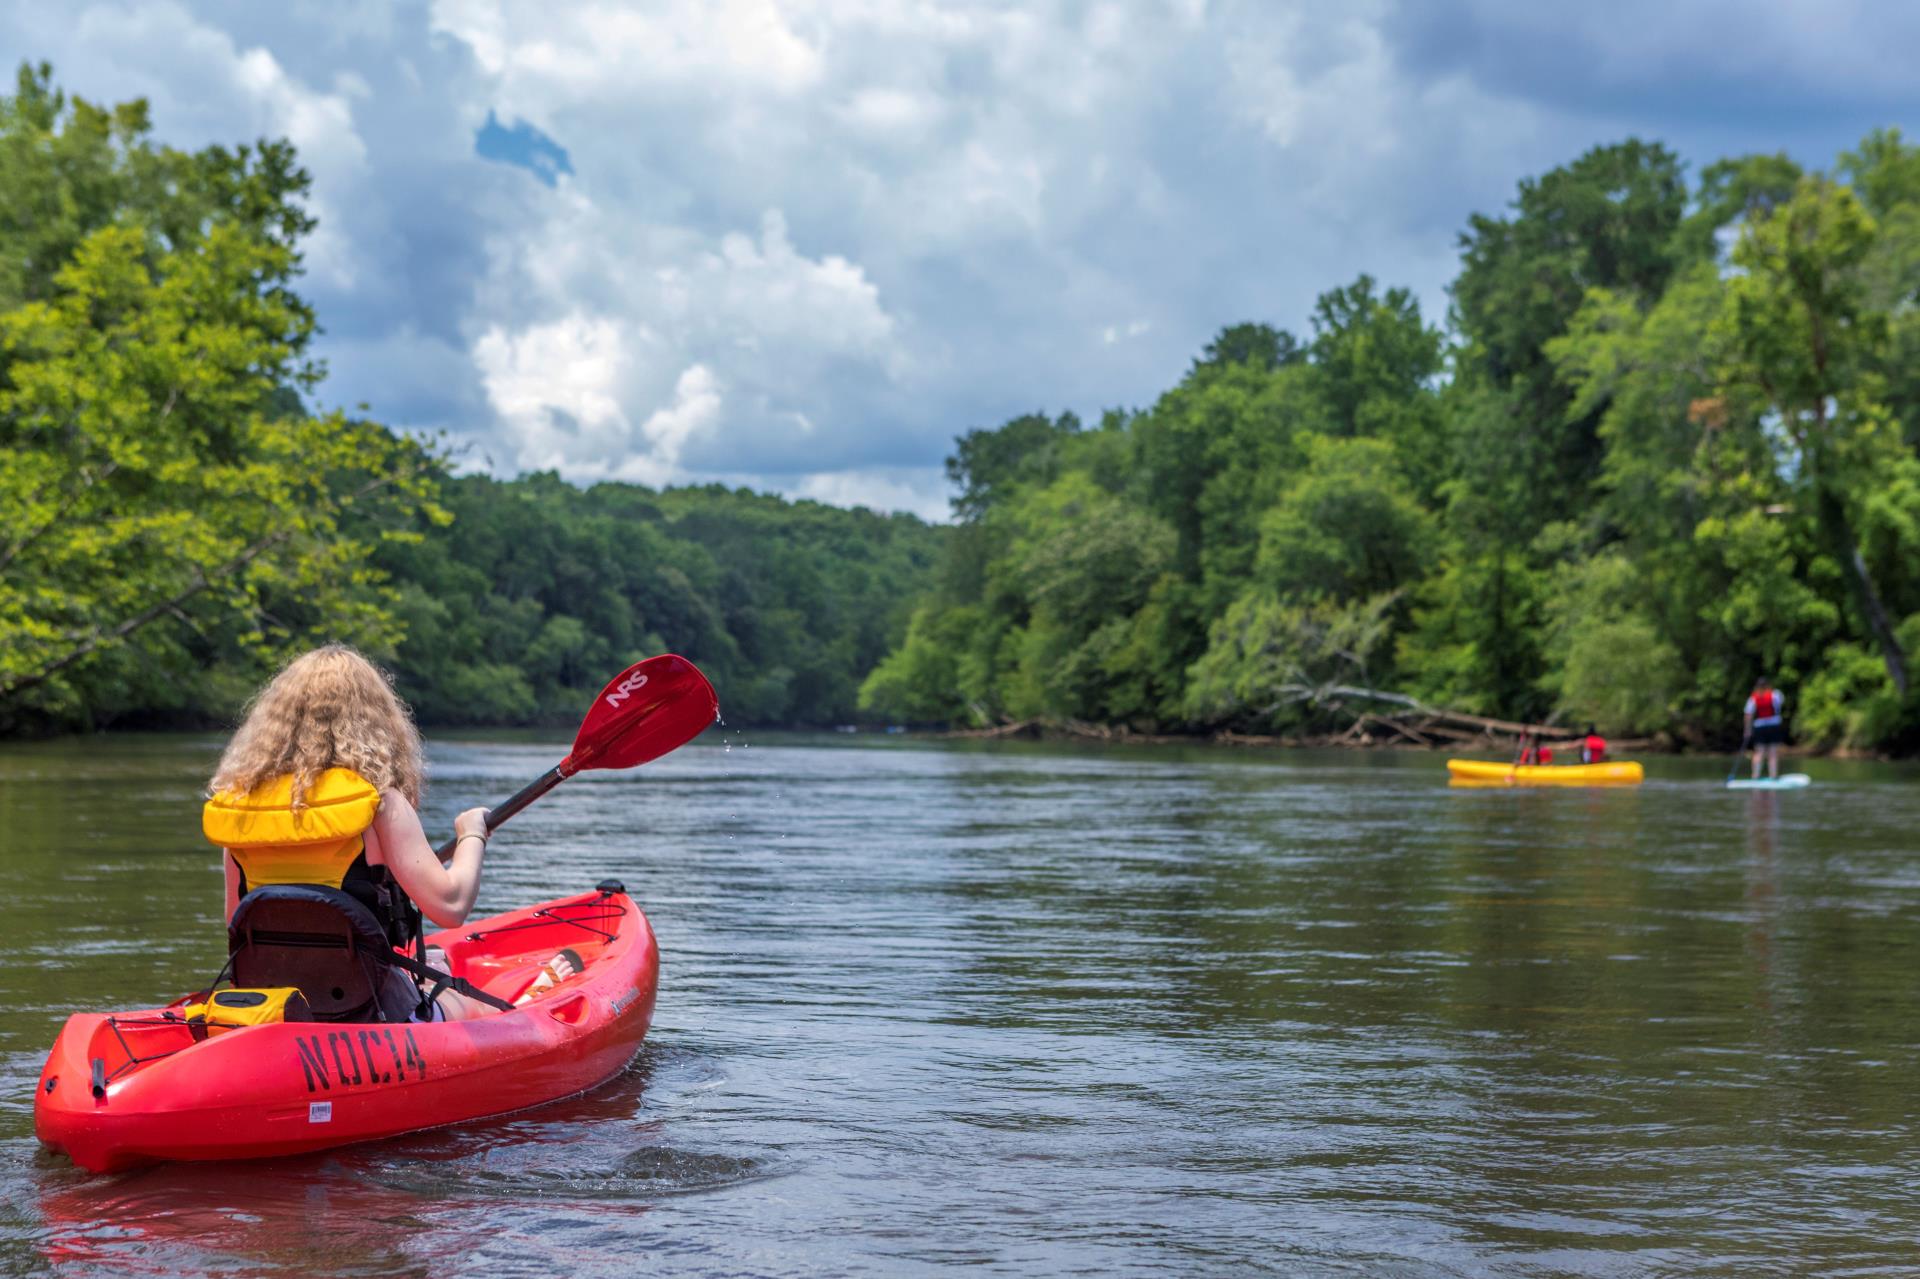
930 717 1859 757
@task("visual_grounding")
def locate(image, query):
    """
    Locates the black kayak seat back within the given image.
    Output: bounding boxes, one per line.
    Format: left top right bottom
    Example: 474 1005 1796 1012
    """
228 884 395 1021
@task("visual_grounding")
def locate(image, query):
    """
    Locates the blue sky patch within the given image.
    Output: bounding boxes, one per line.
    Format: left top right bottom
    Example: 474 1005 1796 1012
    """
474 110 573 187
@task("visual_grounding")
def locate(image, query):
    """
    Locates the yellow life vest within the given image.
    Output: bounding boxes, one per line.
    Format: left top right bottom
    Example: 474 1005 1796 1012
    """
203 768 382 890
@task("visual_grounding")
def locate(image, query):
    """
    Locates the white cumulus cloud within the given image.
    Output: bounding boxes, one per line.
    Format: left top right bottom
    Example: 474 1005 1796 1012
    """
12 0 1920 518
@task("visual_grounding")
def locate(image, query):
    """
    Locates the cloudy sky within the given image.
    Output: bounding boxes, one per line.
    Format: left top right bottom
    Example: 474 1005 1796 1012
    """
7 1 1919 518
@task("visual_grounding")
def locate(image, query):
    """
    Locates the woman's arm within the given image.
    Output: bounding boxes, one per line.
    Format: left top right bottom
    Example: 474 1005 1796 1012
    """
367 792 490 928
223 851 241 922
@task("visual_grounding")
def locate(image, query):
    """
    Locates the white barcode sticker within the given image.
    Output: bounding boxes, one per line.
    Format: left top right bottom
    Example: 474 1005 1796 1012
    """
309 1101 333 1124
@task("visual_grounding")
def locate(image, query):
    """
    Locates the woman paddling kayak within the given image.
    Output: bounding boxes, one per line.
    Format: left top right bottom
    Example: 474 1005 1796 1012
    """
204 645 575 1023
37 651 715 1172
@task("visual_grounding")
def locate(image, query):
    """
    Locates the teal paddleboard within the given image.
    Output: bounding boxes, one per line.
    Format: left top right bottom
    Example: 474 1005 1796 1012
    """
1725 774 1811 790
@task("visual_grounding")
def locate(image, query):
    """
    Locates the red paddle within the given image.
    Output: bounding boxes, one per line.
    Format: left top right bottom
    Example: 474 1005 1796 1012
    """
434 653 719 859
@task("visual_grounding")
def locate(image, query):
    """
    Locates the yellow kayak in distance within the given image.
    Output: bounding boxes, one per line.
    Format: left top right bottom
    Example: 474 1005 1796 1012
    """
1447 759 1645 787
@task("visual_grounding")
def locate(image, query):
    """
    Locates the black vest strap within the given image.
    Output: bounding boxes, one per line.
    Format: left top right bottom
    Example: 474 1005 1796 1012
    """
339 857 419 952
382 948 514 1013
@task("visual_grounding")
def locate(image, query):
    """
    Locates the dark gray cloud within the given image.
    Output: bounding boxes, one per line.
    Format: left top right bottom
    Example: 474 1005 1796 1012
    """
4 0 1915 518
1379 0 1920 155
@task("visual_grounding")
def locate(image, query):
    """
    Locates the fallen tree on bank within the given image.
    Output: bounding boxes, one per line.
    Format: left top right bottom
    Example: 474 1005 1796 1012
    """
937 685 1659 752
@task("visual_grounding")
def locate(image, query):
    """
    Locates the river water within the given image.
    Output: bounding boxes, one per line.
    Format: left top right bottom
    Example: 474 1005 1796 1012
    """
1 733 1917 1276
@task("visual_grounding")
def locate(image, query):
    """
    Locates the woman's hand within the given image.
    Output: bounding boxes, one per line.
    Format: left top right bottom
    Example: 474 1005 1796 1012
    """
454 807 492 845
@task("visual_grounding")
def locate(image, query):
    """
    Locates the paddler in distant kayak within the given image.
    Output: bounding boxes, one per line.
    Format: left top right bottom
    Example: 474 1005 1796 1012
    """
1579 725 1607 764
204 645 579 1023
1742 677 1787 780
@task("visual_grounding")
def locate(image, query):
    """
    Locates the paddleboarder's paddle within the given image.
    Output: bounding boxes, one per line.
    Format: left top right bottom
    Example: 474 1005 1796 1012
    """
1726 732 1751 784
435 653 719 859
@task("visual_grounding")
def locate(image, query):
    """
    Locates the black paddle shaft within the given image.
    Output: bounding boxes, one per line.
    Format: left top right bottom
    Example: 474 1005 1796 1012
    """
433 764 567 861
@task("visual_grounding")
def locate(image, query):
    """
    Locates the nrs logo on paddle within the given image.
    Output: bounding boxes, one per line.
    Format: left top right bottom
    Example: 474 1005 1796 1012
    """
604 672 649 709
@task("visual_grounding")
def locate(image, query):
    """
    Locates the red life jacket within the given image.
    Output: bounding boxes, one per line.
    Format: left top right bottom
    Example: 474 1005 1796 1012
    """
1752 690 1780 723
1583 734 1606 762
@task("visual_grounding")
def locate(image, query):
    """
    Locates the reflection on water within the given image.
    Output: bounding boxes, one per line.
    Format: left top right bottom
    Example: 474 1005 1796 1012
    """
3 734 1920 1275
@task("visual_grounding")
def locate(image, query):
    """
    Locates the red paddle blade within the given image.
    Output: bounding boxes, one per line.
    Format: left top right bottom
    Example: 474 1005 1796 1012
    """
562 654 718 775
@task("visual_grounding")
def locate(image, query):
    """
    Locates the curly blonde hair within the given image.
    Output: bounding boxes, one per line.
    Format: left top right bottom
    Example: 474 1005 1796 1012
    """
210 645 424 809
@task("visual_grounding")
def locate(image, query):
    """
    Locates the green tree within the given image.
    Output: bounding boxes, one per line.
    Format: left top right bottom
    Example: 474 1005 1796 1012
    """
1253 435 1434 603
857 604 990 724
1686 151 1803 250
1131 349 1314 606
1536 553 1684 734
0 69 440 728
0 62 312 314
1192 321 1303 373
1720 177 1914 693
1304 276 1447 500
1455 139 1692 397
1417 141 1700 720
945 410 1082 521
991 473 1176 721
1183 591 1400 730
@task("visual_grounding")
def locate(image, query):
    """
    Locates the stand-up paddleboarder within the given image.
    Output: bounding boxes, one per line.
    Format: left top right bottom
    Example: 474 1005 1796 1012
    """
1743 678 1787 780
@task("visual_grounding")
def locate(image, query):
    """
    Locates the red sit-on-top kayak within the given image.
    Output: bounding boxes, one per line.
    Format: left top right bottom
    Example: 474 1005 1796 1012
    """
35 883 658 1174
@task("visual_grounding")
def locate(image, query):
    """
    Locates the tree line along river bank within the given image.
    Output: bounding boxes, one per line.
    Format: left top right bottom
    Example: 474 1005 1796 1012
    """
9 63 1920 761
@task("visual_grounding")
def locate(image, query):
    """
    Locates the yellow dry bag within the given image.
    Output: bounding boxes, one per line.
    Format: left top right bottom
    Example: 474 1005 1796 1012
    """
182 988 314 1034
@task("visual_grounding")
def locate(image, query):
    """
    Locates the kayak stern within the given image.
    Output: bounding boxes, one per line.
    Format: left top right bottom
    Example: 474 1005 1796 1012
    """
35 887 659 1174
